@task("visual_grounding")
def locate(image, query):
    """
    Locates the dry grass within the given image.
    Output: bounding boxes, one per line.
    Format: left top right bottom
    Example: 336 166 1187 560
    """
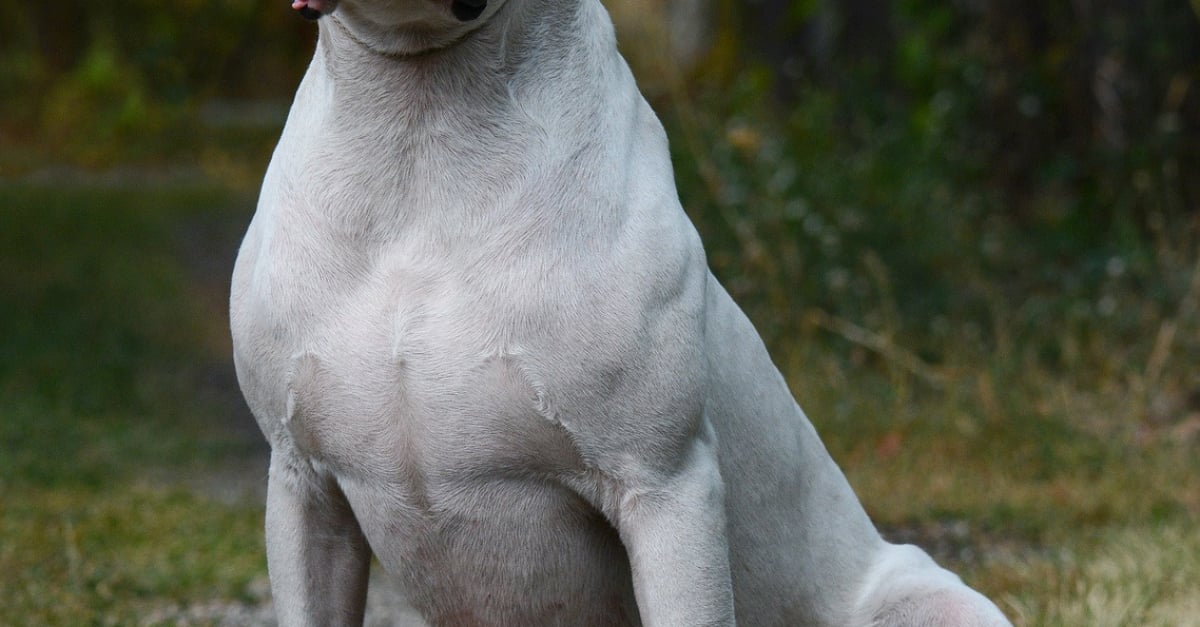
1000 524 1200 627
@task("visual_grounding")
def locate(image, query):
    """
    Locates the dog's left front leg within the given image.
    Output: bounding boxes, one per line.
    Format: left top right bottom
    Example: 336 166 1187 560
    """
266 451 372 627
615 435 736 626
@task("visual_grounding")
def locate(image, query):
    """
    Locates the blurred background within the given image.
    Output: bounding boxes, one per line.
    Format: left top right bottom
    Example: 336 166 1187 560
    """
1 1 1198 624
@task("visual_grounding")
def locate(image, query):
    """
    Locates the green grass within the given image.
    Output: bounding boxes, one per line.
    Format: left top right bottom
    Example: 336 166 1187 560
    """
0 484 264 625
0 180 269 624
1002 523 1200 626
784 342 1200 623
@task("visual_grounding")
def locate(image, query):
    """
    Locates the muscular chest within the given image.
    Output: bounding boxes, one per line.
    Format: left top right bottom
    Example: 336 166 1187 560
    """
232 231 588 480
230 177 708 491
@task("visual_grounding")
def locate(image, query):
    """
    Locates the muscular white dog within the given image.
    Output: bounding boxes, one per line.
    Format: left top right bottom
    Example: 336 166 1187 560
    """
230 0 1014 625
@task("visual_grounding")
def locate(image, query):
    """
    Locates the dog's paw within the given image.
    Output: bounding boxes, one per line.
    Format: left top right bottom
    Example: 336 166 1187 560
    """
853 545 1012 627
867 588 1011 627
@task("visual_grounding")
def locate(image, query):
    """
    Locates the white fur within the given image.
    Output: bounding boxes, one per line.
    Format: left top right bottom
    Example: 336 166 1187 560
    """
230 1 1014 625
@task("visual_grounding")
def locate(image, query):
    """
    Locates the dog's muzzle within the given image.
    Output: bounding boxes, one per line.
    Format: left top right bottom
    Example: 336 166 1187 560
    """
451 0 488 22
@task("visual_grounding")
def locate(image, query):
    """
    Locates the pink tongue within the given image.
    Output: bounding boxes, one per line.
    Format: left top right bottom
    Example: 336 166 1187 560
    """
291 0 331 12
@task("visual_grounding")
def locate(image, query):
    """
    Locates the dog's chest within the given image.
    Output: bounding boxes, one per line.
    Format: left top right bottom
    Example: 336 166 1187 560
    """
231 240 587 484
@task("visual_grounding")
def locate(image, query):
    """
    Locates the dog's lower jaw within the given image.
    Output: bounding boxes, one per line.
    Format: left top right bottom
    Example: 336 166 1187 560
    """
451 0 488 22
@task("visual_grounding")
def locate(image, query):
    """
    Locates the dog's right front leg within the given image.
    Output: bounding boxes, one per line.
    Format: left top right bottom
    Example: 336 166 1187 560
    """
612 433 736 627
266 451 372 627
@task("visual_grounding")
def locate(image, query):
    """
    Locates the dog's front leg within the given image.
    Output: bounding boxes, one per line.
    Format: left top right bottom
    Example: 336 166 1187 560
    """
616 435 736 626
266 451 371 626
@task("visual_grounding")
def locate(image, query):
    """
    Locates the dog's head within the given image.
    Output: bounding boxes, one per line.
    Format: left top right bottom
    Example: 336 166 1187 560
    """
292 0 509 54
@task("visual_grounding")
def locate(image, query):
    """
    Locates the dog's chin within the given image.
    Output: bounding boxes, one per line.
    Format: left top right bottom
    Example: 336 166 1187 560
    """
330 0 504 56
330 0 494 26
451 0 488 22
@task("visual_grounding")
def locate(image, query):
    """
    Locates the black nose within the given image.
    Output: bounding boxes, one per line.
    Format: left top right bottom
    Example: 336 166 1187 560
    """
451 0 487 22
298 6 323 20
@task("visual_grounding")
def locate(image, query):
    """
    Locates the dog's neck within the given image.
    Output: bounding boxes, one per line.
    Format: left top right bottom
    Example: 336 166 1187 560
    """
302 0 623 166
314 0 592 92
281 0 630 241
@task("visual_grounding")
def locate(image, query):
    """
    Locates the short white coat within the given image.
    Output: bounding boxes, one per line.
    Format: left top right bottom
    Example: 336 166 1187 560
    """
231 1 1014 625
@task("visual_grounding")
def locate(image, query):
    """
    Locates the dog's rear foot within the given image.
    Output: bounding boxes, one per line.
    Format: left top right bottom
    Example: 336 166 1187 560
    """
867 588 1011 627
853 545 1011 627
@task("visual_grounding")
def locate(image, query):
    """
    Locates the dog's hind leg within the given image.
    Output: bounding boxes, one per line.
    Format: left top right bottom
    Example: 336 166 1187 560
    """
265 450 372 627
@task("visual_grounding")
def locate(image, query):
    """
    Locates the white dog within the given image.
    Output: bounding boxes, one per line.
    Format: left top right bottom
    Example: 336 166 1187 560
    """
230 0 1014 625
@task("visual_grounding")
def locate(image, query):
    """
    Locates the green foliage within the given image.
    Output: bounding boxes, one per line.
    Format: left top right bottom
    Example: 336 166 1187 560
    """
39 35 160 166
667 1 1199 398
0 4 313 163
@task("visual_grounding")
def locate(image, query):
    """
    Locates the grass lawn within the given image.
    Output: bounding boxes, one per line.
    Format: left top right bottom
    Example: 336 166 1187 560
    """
0 179 270 625
1 176 1196 625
